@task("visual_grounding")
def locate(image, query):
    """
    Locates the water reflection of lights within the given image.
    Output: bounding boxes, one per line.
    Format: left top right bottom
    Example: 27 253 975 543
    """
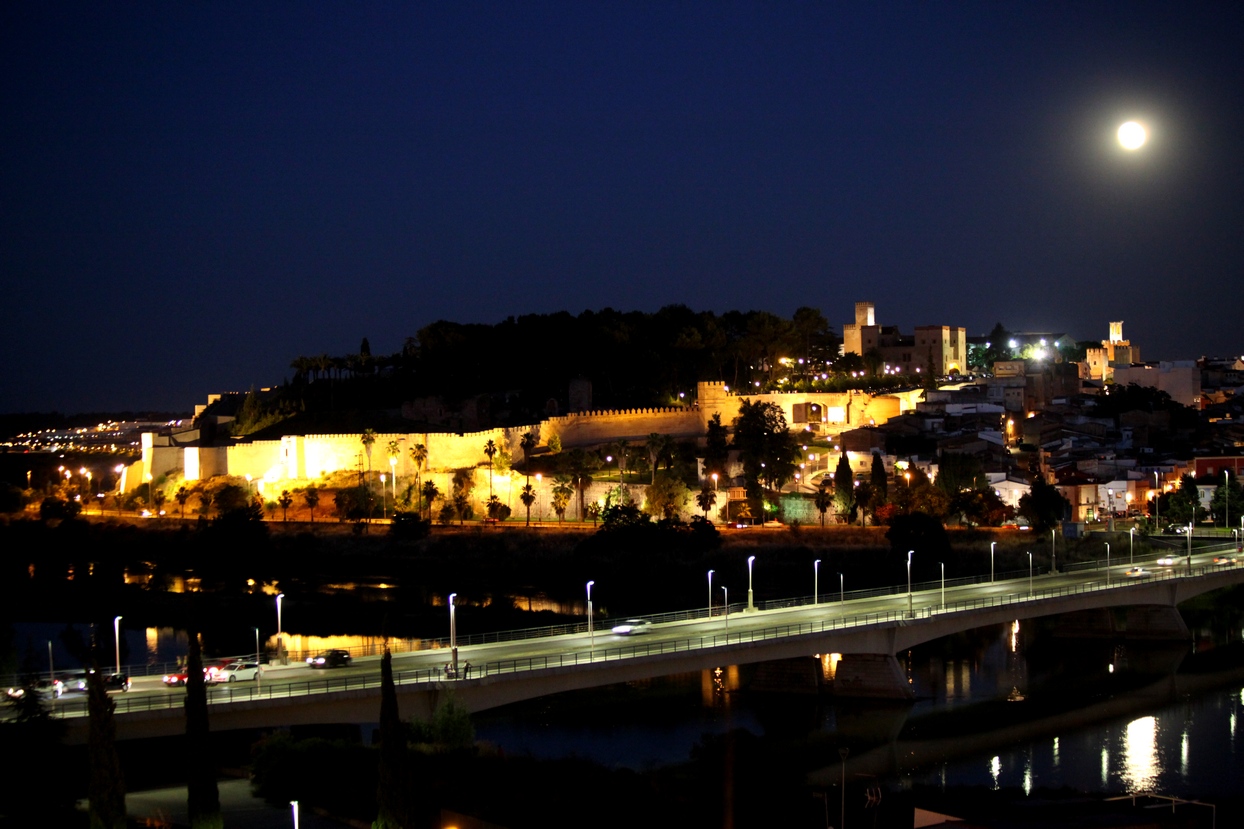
1181 731 1189 776
1052 737 1059 768
989 756 1001 790
818 652 842 681
1100 747 1109 785
1121 716 1159 792
1022 759 1033 795
1009 620 1019 653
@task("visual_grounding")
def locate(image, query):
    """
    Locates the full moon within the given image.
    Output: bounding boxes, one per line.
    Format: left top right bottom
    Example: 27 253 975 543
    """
1117 121 1147 150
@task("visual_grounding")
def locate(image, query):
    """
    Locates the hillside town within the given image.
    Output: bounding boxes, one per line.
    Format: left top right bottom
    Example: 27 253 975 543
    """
10 302 1239 537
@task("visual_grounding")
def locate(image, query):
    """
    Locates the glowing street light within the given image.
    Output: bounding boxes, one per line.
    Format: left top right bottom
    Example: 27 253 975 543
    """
906 550 914 617
1027 552 1033 597
448 592 458 676
721 586 728 634
276 593 285 662
586 581 595 654
839 572 844 605
1105 542 1111 586
113 616 122 675
939 561 945 609
707 570 714 618
814 559 821 606
990 541 996 583
1129 527 1136 566
746 556 756 612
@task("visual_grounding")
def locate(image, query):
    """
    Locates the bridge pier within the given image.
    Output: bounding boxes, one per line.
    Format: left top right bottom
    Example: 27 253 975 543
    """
825 653 913 700
1044 605 1190 641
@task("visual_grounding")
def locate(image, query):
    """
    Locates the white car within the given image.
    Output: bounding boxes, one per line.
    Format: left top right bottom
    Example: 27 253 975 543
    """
1125 567 1147 577
611 619 652 636
211 661 262 682
1156 556 1175 566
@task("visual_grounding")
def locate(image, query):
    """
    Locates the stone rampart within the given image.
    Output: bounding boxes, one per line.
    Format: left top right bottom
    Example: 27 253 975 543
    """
544 407 704 448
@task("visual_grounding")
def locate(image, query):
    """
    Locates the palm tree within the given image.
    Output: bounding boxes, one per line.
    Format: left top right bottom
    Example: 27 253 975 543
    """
696 486 718 520
610 439 630 484
175 486 189 519
420 480 440 522
647 433 672 484
586 501 602 526
814 484 833 527
552 476 573 523
304 486 320 523
409 442 428 508
520 483 536 527
278 490 294 522
483 439 497 499
519 431 537 483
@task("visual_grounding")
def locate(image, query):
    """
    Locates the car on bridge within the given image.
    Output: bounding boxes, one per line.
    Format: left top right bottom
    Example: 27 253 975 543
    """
610 619 652 636
210 662 262 682
1125 567 1147 577
1156 556 1175 566
5 678 64 701
163 668 210 687
306 649 352 668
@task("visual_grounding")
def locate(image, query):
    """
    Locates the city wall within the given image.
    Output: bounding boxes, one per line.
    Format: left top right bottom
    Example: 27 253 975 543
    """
131 382 910 498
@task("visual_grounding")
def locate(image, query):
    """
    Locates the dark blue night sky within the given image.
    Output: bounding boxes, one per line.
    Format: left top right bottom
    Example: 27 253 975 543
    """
3 3 1242 412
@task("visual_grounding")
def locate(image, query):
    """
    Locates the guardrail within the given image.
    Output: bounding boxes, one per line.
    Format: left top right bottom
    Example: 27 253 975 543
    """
25 560 1244 722
9 552 1242 690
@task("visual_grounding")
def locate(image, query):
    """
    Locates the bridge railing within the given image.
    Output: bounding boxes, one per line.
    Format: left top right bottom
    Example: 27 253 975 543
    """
32 560 1243 722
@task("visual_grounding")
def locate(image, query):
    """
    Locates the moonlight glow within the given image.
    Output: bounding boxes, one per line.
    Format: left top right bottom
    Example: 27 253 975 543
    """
1118 121 1147 150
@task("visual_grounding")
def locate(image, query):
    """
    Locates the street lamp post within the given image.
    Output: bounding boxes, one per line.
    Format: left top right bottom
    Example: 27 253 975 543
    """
1051 529 1057 573
1027 552 1033 597
746 555 756 613
707 570 714 618
721 586 728 634
254 627 261 688
1105 542 1111 586
906 550 914 618
939 562 945 609
276 593 284 664
814 559 821 606
1187 522 1193 571
1225 471 1230 534
1129 527 1136 565
1107 488 1115 532
379 474 387 518
990 541 996 583
291 800 300 829
1154 470 1161 531
390 456 398 510
48 640 54 684
113 616 122 675
448 592 458 676
586 581 594 654
839 572 844 605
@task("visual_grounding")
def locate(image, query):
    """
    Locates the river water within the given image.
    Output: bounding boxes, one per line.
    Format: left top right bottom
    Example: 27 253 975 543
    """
471 616 1244 806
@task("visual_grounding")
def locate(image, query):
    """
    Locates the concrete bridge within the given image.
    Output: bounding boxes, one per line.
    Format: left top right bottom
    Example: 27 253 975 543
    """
58 561 1244 744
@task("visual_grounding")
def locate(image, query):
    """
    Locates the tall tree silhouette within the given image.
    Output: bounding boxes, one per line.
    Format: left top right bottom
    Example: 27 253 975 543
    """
184 629 220 828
